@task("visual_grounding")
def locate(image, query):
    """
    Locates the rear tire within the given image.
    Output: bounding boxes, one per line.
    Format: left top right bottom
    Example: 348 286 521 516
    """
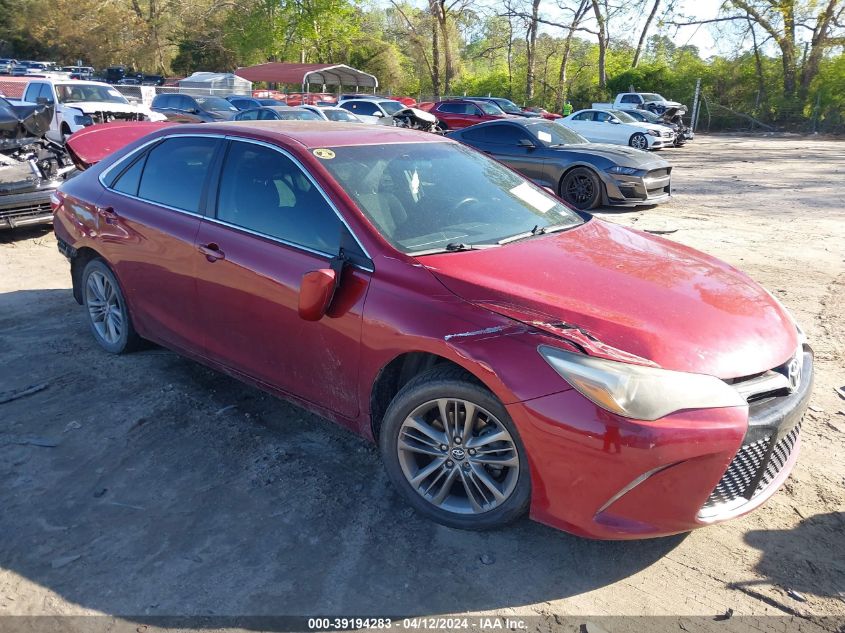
379 365 531 530
81 259 142 354
560 167 602 210
629 132 649 150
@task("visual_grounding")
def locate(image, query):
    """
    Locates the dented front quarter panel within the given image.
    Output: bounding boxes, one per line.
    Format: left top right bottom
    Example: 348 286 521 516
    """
355 254 580 436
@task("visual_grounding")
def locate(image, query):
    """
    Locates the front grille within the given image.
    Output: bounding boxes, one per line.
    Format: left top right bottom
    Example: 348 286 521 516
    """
0 200 51 219
646 168 670 178
702 423 801 510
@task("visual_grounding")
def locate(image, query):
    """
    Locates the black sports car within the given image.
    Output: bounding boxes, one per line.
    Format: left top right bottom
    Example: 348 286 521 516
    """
447 118 672 210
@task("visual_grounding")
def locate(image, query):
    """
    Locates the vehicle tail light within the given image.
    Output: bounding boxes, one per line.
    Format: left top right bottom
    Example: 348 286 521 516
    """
50 190 65 213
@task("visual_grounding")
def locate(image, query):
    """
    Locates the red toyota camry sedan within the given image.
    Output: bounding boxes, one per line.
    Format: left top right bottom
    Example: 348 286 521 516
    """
53 121 812 539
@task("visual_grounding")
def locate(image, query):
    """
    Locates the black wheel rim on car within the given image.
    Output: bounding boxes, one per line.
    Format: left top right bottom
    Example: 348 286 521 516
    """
564 172 596 205
396 398 520 515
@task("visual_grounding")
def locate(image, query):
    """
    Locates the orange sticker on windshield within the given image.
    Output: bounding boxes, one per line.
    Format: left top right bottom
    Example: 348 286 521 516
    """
313 148 335 159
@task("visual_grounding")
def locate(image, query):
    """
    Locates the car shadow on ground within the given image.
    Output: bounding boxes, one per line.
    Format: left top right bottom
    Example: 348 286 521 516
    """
0 288 687 626
735 512 845 600
0 224 53 245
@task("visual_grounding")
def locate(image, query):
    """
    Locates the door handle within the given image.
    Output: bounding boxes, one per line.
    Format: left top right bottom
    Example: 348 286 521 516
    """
199 243 225 262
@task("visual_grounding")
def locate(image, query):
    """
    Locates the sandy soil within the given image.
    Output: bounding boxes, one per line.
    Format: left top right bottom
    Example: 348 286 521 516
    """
0 135 843 631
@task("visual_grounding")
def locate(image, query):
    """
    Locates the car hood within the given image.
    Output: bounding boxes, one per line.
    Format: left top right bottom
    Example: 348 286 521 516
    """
63 101 150 114
421 219 797 378
552 143 668 169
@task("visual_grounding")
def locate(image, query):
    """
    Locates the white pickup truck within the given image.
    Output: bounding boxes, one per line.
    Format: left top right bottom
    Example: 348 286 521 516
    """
593 92 684 114
19 78 165 142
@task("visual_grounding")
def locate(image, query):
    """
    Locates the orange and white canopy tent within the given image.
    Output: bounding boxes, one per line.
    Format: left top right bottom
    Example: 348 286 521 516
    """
234 63 378 93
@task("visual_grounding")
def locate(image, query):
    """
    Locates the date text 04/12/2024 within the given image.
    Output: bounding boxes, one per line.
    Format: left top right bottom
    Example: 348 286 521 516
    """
306 617 528 630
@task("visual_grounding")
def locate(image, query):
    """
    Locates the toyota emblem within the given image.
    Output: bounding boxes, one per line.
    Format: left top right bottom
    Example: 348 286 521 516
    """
787 356 802 392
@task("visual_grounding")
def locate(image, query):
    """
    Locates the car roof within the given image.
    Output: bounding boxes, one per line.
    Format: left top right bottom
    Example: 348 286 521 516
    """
193 121 450 148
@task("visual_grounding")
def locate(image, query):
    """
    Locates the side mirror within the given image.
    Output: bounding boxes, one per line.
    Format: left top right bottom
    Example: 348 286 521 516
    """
518 138 536 148
372 111 384 118
609 119 620 124
36 96 48 105
298 269 337 321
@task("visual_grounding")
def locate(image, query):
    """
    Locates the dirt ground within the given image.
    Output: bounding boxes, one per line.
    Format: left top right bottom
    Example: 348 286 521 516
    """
0 135 843 631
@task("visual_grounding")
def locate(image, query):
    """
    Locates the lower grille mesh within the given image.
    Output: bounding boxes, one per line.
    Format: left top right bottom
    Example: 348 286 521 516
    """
702 423 801 510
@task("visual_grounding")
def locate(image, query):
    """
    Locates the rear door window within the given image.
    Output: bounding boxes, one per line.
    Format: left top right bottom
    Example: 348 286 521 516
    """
137 137 218 213
215 140 341 254
483 124 533 145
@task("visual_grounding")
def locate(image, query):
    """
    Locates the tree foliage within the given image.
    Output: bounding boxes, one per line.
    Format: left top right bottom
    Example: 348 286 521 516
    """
0 0 841 130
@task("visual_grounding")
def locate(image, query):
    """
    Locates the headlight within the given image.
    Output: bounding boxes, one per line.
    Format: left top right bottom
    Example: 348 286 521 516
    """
607 165 639 175
73 114 93 126
647 129 660 136
538 346 746 421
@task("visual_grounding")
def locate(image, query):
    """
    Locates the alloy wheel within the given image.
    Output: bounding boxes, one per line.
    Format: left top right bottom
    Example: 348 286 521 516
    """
396 398 520 515
630 134 648 150
86 271 124 345
565 173 596 204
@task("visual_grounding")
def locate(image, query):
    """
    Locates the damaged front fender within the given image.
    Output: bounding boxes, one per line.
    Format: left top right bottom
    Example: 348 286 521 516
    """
472 301 660 368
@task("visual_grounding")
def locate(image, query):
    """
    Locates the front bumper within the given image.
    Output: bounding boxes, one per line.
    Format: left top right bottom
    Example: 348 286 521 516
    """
508 348 812 539
0 187 56 229
604 167 671 206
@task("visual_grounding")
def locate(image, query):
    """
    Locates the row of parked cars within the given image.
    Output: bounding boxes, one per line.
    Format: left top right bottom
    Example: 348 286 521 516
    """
141 91 689 211
45 89 811 541
0 77 692 230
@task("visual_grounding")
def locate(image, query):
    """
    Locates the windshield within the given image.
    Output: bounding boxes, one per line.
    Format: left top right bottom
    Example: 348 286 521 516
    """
195 96 239 112
379 100 404 115
325 109 358 122
493 99 523 114
56 84 129 104
476 101 505 115
531 120 589 145
640 93 664 102
610 110 637 123
318 142 583 254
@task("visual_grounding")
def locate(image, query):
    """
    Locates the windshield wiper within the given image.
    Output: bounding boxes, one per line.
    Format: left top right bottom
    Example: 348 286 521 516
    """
444 242 498 251
410 242 499 256
497 222 577 245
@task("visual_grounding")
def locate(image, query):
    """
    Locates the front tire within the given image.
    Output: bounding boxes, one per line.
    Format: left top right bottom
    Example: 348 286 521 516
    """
560 167 602 210
379 366 531 530
82 259 142 354
629 132 649 150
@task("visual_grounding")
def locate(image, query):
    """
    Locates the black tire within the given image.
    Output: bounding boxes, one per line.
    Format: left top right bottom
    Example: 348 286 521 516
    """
559 167 602 210
435 120 449 132
379 365 531 530
629 132 649 150
81 259 142 354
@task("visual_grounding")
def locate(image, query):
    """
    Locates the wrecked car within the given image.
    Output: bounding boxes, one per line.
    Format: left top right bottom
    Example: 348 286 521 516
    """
54 122 812 539
0 95 74 229
620 106 693 146
20 78 166 141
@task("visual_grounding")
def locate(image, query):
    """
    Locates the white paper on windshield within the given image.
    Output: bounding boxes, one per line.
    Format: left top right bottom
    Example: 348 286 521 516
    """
537 131 552 143
510 182 555 213
410 170 420 197
107 89 122 97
